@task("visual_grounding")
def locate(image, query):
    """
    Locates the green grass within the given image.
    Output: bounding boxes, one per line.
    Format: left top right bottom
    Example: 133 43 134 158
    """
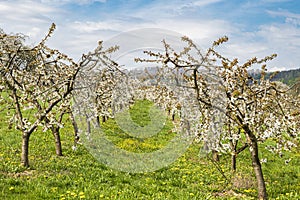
0 100 299 199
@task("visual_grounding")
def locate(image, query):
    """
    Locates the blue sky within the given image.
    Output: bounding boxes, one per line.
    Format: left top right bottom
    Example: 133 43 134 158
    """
1 0 300 71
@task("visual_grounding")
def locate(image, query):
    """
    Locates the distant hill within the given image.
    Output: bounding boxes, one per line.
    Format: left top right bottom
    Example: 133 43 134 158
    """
249 68 300 85
129 66 300 86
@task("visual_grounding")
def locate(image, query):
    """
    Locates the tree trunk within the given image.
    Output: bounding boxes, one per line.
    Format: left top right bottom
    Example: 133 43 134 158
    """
21 132 30 167
69 110 79 136
244 126 267 200
96 116 101 127
231 153 237 171
212 150 219 162
86 117 91 134
230 139 238 171
102 116 106 123
249 141 267 200
52 126 63 156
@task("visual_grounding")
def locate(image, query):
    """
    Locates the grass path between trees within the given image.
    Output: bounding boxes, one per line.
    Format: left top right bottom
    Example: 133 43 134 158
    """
0 101 299 199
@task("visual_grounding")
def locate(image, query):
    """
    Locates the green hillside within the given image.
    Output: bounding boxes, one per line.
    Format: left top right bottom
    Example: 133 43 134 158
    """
250 68 300 85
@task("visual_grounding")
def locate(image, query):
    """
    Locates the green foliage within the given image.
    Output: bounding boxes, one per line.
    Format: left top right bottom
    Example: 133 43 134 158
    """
0 101 299 199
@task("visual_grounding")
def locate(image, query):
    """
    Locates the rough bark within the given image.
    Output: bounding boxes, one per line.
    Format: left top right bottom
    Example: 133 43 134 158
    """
229 138 237 171
249 141 267 200
96 116 101 127
231 143 249 171
51 126 63 156
87 117 91 134
70 110 79 136
244 126 267 200
21 133 30 167
231 153 237 171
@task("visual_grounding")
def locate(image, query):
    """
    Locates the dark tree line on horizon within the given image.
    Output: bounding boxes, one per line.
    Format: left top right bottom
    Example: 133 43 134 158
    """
250 67 300 86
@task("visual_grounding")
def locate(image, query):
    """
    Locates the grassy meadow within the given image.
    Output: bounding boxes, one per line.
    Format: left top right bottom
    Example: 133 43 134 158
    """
0 100 300 199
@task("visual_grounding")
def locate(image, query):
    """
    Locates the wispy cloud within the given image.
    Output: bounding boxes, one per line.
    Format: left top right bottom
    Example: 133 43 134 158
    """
267 10 300 26
172 0 224 14
267 10 300 19
261 0 293 3
0 1 60 45
40 0 106 5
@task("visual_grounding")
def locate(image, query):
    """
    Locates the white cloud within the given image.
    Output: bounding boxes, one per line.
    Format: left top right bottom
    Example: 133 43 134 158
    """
193 0 223 7
267 10 300 26
40 0 106 5
0 1 57 19
257 23 300 68
174 0 224 14
0 1 62 46
71 21 125 33
261 0 292 3
216 20 300 71
267 10 300 19
1 0 300 70
44 17 233 61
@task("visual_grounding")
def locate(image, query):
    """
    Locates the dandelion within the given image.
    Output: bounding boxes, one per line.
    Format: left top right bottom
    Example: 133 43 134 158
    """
244 189 254 193
71 192 77 197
